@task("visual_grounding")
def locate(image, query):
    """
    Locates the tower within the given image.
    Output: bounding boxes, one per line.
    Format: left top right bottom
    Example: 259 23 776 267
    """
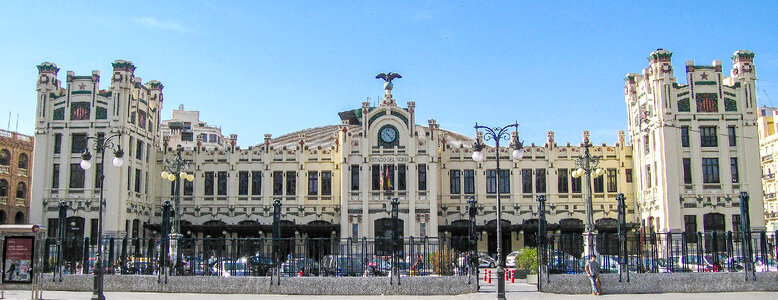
626 49 765 234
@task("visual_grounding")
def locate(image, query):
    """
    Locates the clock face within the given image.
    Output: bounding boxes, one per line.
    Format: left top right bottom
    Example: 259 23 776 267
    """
380 126 397 143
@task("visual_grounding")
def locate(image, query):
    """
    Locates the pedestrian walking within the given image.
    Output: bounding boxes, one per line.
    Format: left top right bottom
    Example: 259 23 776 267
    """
584 254 602 295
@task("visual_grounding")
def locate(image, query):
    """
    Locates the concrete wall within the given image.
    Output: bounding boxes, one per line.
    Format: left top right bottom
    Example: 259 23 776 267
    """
539 272 778 294
5 275 477 295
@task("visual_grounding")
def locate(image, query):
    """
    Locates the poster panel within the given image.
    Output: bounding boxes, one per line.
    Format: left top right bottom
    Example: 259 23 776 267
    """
2 236 34 283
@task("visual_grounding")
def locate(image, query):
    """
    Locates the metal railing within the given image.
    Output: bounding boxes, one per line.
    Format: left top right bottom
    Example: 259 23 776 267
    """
539 231 778 276
42 236 476 279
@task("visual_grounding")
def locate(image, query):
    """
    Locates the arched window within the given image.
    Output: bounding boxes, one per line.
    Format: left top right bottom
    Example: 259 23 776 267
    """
14 212 24 224
0 179 7 197
16 182 26 199
18 153 28 169
0 211 6 225
0 149 9 166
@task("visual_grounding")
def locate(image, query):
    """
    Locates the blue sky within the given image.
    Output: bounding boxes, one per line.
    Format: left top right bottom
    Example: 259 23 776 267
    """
2 1 777 147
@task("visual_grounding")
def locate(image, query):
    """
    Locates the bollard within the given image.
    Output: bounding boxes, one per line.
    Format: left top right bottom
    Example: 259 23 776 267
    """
506 270 509 280
487 269 492 283
510 270 515 283
298 270 303 277
484 270 488 281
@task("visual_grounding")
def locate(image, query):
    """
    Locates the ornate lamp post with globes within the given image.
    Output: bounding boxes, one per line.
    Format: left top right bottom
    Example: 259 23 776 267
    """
570 134 604 257
79 133 125 300
471 122 523 300
160 145 194 275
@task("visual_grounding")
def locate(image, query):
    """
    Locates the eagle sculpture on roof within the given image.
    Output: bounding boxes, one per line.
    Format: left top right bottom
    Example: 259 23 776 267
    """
375 72 402 82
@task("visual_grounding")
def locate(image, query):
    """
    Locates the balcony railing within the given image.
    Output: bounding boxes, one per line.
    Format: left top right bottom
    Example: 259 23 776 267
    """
763 154 773 162
764 173 776 180
0 196 7 205
766 193 776 200
17 168 28 177
0 165 8 174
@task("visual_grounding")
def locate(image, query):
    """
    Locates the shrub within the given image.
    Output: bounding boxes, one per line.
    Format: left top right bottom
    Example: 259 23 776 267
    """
515 248 538 274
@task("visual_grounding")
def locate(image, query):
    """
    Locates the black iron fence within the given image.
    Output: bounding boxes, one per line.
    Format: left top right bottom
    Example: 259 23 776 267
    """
540 230 778 275
42 236 478 278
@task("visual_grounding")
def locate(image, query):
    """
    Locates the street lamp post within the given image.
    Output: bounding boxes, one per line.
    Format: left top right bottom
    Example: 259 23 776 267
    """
471 122 523 300
79 133 124 300
570 137 604 257
390 197 400 285
160 145 194 275
467 196 478 288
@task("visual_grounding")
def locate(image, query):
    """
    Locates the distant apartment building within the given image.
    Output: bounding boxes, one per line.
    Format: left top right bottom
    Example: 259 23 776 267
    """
0 129 33 224
159 105 234 150
758 106 778 230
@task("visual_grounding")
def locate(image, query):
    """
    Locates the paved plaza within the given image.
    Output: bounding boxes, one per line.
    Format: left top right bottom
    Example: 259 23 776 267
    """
3 281 776 300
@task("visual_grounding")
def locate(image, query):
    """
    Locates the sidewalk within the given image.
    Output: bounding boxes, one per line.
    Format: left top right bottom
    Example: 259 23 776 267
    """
2 281 776 300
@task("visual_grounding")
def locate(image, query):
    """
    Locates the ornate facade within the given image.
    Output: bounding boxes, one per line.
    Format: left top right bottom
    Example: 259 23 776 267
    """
758 106 778 230
0 129 33 224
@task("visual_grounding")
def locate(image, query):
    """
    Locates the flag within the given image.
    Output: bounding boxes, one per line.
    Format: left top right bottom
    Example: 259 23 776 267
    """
385 167 392 190
379 166 384 190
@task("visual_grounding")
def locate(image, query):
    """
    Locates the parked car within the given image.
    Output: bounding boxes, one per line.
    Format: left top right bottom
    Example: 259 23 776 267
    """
367 258 391 276
247 255 274 276
214 260 249 277
506 251 521 268
477 253 496 268
320 255 363 276
281 258 320 276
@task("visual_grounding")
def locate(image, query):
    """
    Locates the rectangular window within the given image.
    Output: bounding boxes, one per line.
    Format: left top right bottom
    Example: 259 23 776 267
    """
571 174 582 193
204 172 214 195
522 169 532 194
700 126 718 147
449 170 461 194
534 169 545 193
308 172 319 195
625 169 633 183
273 171 283 195
352 224 358 239
486 170 497 194
54 133 62 154
731 158 739 183
238 171 249 195
217 171 228 195
69 163 85 188
684 215 697 242
593 173 604 193
644 137 650 154
127 168 131 191
728 126 736 147
52 164 60 188
557 169 569 193
683 158 692 184
251 171 262 195
732 214 742 232
285 171 296 195
134 169 142 193
499 170 511 194
351 165 359 191
646 165 652 188
90 219 98 245
170 178 176 196
371 165 380 191
607 169 617 192
183 177 193 196
681 127 690 147
418 165 427 191
322 171 332 195
136 140 143 160
397 165 406 190
702 158 720 183
71 133 87 154
463 169 475 194
181 132 193 141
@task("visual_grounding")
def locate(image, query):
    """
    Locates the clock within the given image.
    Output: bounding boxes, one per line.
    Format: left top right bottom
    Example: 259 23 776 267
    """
379 126 398 144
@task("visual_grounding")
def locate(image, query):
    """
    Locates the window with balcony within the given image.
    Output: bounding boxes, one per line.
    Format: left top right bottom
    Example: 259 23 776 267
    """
18 153 28 169
15 182 25 199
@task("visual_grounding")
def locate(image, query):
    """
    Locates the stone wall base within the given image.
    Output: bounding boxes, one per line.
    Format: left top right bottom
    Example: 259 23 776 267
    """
3 275 477 295
539 272 778 294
